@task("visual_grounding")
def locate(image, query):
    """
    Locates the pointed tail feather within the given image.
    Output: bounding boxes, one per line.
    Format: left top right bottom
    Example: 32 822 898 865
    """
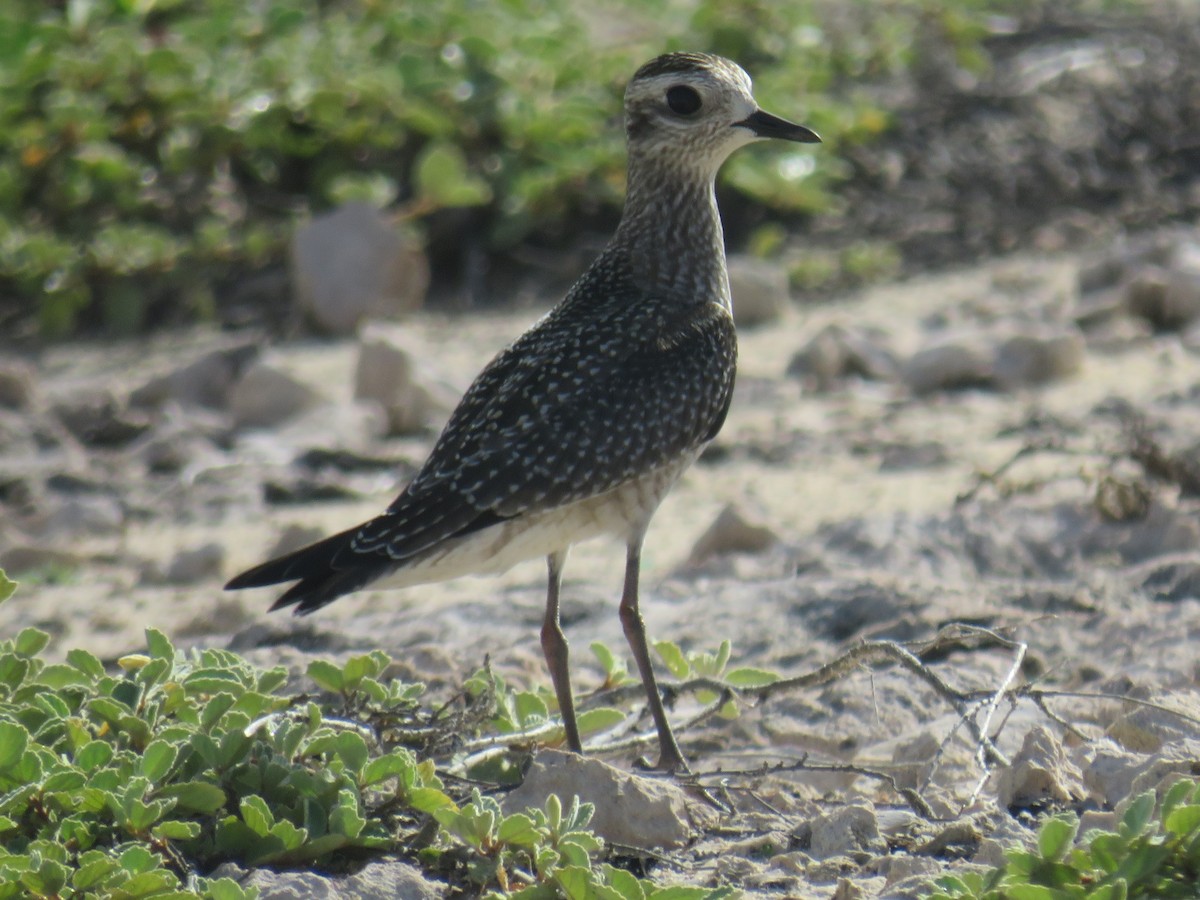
225 524 392 615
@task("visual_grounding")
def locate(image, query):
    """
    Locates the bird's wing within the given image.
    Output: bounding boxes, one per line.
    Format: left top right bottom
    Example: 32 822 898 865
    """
344 290 737 562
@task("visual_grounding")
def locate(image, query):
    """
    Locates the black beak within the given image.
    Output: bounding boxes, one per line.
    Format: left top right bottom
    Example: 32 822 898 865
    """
735 109 821 143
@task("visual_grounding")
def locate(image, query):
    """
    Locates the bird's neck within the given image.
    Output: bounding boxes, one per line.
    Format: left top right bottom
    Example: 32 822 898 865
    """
614 161 730 307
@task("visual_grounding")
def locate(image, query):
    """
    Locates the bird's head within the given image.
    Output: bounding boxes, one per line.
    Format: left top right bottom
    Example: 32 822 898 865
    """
623 52 820 177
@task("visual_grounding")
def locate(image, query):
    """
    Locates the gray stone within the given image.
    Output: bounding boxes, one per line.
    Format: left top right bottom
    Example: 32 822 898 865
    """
1126 263 1200 331
808 804 885 859
131 342 260 410
995 725 1086 810
902 339 993 394
1106 690 1200 753
230 362 320 430
787 325 898 391
687 503 778 564
210 859 444 899
165 542 226 585
43 493 124 537
727 254 790 327
1082 740 1147 808
291 202 430 335
0 360 35 410
54 390 152 447
503 749 717 850
354 326 448 435
993 328 1085 389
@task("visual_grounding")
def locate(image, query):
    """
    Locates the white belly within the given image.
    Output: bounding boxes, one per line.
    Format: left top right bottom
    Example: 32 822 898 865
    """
371 450 700 590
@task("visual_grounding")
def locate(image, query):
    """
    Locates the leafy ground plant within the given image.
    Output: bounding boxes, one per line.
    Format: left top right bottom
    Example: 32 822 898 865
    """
930 779 1200 899
0 570 731 898
0 0 1046 337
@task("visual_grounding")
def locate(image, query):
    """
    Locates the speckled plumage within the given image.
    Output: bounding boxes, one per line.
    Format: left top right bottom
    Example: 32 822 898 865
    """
227 52 819 771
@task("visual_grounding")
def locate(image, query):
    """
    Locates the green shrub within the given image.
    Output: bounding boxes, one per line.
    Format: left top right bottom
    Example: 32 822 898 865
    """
931 780 1200 899
0 569 739 897
0 0 1037 338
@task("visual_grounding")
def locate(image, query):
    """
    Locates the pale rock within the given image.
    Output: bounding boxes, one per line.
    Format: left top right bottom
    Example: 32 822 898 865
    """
230 362 320 429
1106 690 1200 753
787 325 898 391
291 202 429 335
808 804 886 859
54 390 152 447
1082 739 1147 808
503 749 716 850
1126 262 1200 331
1122 739 1200 798
687 503 779 564
131 342 260 410
43 493 124 537
0 359 35 410
210 859 444 899
354 326 449 435
902 338 993 395
995 725 1086 810
993 328 1085 389
890 732 940 789
165 542 226 585
727 254 790 327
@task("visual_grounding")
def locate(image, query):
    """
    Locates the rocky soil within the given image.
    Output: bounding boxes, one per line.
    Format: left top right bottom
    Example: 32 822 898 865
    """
4 224 1200 897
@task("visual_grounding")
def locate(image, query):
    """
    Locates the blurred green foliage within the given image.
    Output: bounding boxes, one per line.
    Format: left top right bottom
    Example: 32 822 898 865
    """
0 0 1065 337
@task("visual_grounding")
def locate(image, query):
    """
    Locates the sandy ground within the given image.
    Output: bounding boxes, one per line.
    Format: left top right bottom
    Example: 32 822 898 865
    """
5 246 1200 896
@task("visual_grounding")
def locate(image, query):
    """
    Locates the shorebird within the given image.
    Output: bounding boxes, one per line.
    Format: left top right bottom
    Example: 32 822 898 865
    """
226 52 819 772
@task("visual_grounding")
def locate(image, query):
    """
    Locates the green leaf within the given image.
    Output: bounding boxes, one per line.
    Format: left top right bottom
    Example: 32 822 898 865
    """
605 867 647 900
1121 791 1155 837
75 740 114 771
140 739 178 783
14 628 49 657
514 690 549 727
333 731 370 773
653 641 689 679
1038 815 1078 862
240 795 274 836
200 692 238 730
591 641 618 675
497 812 541 846
724 666 780 687
341 653 380 689
0 722 28 771
414 141 492 208
555 865 599 900
0 570 16 605
408 787 455 814
329 790 365 839
576 707 626 735
144 628 175 661
307 660 343 693
72 854 120 890
361 751 416 787
35 663 92 689
152 820 202 841
66 648 106 680
157 781 227 814
205 877 255 900
1164 803 1200 837
646 889 717 900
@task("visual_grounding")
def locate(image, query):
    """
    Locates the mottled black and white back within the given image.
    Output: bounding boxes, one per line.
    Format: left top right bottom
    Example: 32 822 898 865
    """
227 52 819 772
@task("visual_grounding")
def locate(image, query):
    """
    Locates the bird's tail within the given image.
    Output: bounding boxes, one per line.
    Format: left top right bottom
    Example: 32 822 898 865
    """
224 524 392 615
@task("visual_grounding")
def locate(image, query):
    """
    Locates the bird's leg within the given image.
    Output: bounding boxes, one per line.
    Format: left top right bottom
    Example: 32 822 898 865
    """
618 537 690 774
541 550 583 753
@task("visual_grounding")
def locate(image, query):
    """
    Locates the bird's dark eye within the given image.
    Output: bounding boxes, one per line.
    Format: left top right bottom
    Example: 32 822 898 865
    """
665 85 702 116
